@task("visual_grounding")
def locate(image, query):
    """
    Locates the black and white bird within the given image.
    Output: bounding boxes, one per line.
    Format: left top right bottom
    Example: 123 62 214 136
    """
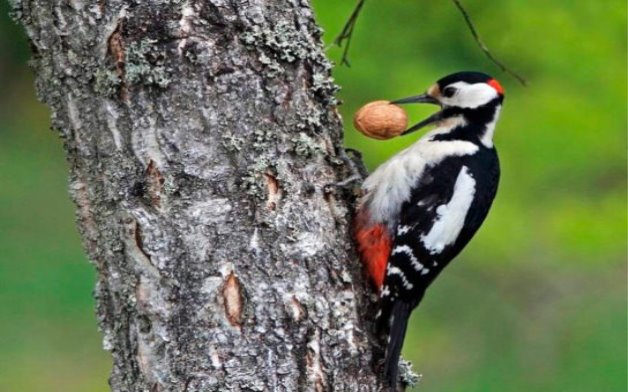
353 71 504 387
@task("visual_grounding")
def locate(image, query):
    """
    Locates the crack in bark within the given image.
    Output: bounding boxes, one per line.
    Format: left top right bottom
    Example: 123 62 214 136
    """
107 20 127 100
264 171 281 211
145 159 164 208
222 271 244 328
134 220 151 263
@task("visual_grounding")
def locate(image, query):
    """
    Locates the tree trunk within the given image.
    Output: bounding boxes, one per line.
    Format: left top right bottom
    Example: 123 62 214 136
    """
11 0 402 390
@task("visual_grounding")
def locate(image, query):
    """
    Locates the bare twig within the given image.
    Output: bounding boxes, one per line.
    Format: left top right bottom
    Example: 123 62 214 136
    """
332 0 527 85
332 0 366 67
451 0 527 86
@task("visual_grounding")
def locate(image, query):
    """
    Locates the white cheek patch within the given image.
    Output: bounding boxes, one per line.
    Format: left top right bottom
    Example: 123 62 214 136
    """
441 81 498 109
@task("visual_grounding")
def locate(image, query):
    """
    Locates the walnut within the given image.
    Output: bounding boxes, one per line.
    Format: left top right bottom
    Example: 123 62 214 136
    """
353 100 408 140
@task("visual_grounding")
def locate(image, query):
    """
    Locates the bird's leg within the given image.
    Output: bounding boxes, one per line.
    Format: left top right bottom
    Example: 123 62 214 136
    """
324 148 367 193
334 173 362 188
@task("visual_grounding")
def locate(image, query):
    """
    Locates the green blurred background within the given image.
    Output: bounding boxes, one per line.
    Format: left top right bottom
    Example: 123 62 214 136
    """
0 1 625 391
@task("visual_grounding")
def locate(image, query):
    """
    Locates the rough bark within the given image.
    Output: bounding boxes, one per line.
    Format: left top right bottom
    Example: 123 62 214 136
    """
10 0 404 390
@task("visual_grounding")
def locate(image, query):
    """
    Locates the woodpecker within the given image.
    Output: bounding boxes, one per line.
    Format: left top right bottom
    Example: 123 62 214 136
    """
353 71 504 387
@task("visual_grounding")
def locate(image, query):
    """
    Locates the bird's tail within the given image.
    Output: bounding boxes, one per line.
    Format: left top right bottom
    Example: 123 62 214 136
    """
382 300 412 388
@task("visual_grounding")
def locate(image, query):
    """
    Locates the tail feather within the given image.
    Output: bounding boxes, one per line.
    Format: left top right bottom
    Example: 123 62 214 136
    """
383 301 412 388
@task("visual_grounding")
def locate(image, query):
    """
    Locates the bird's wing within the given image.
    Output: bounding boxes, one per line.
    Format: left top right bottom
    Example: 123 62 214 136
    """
381 158 464 303
376 158 464 386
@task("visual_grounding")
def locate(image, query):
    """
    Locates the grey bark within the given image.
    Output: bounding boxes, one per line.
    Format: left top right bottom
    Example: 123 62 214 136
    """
10 0 413 391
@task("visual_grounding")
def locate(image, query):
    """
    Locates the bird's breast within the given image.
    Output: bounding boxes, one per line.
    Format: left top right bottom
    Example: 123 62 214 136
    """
361 138 480 227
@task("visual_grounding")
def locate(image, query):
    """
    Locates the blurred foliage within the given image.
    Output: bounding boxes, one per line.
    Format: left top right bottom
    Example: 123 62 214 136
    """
0 4 111 392
316 1 627 391
0 1 625 391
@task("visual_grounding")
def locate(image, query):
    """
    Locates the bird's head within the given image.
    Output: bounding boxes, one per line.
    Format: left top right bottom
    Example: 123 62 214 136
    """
392 71 504 135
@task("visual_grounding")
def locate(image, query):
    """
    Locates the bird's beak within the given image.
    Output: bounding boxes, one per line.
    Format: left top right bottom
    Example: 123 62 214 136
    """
390 93 442 135
391 93 439 105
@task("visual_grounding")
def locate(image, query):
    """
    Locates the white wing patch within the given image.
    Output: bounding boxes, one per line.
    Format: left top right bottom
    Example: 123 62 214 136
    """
421 166 476 254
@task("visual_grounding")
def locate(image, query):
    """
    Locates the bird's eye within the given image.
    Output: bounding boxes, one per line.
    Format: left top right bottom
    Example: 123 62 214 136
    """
442 86 456 98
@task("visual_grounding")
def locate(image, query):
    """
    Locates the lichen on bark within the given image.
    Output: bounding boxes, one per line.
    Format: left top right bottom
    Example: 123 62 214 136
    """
10 0 408 390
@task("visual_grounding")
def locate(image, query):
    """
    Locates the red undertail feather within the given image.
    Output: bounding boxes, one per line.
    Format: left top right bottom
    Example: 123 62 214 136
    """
353 210 392 290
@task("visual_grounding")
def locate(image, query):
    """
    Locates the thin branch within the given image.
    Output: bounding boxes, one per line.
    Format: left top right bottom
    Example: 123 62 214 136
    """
332 0 366 67
451 0 527 86
332 0 527 85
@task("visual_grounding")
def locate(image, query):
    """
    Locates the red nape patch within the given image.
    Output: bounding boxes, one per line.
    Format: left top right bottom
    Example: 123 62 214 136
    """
353 211 392 291
488 79 505 95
